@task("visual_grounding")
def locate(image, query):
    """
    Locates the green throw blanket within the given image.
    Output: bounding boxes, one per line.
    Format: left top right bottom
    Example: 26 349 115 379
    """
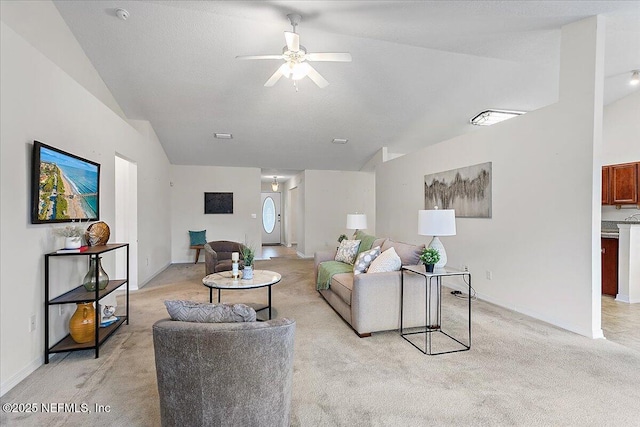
355 231 377 255
316 261 353 290
316 232 379 291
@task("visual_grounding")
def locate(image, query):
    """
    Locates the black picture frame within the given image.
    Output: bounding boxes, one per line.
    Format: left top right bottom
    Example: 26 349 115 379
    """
204 192 233 214
31 141 101 224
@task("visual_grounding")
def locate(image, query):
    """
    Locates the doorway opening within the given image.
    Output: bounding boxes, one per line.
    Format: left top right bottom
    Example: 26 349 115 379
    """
261 192 281 245
115 154 138 290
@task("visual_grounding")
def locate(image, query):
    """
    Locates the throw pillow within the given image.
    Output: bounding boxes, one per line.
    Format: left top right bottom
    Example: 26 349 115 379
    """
189 230 207 246
367 247 402 273
380 239 424 265
353 246 381 275
335 239 361 265
164 300 256 323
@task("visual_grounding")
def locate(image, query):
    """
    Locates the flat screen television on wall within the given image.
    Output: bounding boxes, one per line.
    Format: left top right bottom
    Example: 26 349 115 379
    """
31 141 100 224
204 192 233 214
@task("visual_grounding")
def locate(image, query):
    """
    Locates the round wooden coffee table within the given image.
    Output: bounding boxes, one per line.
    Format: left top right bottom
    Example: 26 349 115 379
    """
202 270 282 319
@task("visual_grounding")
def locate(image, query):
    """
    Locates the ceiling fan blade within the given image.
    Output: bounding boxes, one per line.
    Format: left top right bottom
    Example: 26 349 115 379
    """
306 64 329 88
284 31 300 52
306 52 352 62
236 55 285 60
264 68 284 87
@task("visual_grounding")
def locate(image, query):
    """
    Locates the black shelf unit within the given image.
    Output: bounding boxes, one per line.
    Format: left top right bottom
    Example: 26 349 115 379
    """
44 243 129 363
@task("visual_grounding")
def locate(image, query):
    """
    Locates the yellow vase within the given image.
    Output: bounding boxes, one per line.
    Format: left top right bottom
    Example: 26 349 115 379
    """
69 303 95 344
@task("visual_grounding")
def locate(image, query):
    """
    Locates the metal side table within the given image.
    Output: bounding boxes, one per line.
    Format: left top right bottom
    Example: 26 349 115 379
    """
400 265 471 355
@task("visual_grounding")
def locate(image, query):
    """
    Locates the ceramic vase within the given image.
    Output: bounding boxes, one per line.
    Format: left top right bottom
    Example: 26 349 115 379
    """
82 256 109 291
242 265 254 280
64 236 82 249
69 302 95 344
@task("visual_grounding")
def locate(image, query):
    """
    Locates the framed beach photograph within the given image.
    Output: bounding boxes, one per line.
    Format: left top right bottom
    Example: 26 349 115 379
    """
31 141 100 224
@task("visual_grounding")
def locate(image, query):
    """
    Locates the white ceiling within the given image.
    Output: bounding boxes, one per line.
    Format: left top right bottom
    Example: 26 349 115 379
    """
53 1 640 180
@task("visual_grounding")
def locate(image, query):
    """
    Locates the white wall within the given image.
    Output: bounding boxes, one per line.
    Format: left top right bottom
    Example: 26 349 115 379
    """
301 170 376 257
0 1 125 119
0 21 171 395
376 17 605 338
170 165 262 263
601 91 640 221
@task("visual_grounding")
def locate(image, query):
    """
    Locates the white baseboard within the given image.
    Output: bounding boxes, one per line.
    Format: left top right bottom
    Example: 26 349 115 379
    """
1 356 42 397
441 279 604 339
615 294 640 304
296 251 313 259
138 261 171 289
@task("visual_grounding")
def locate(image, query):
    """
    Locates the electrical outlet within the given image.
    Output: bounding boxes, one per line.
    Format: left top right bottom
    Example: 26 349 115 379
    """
486 270 493 280
462 265 469 272
29 314 36 332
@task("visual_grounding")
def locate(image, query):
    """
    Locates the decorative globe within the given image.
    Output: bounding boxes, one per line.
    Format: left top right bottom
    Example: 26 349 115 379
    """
85 221 110 246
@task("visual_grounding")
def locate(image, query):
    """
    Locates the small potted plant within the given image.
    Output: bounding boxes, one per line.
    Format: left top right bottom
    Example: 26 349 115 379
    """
419 247 440 273
241 245 255 279
52 223 86 249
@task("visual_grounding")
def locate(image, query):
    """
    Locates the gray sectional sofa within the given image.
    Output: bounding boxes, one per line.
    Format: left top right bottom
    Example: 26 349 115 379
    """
314 233 430 337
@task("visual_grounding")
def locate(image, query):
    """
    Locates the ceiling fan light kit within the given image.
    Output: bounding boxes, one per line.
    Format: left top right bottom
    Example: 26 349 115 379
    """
236 13 351 89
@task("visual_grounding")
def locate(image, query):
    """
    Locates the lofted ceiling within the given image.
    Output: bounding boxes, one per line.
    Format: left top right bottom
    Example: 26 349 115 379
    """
53 1 640 181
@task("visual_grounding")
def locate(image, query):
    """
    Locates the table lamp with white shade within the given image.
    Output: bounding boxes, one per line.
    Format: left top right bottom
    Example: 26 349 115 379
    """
346 213 367 237
418 207 456 269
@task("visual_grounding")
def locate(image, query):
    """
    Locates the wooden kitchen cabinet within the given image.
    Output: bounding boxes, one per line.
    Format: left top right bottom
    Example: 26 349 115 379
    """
601 238 618 296
611 162 638 204
602 162 639 207
602 166 610 204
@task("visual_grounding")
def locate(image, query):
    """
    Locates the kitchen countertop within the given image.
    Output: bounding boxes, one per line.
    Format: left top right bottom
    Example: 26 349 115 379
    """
601 220 640 238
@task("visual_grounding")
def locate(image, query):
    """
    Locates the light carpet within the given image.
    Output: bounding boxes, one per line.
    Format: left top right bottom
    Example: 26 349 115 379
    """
2 257 640 426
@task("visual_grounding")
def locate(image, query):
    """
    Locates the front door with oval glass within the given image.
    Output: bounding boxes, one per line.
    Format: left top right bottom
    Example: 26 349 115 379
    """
261 192 281 245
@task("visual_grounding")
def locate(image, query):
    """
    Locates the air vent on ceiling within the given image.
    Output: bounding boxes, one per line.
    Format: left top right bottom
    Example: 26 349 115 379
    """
214 133 233 139
332 138 348 144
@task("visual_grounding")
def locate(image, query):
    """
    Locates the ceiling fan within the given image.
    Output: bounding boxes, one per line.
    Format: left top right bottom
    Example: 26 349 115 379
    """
236 14 351 89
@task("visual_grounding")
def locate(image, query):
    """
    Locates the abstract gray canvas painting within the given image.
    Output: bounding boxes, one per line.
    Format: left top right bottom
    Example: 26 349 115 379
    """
424 162 492 218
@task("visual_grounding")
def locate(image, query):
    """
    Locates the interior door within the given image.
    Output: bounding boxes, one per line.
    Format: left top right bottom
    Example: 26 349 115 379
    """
261 192 281 245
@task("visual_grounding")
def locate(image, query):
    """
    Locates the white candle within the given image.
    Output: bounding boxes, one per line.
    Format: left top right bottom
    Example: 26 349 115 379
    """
232 252 239 261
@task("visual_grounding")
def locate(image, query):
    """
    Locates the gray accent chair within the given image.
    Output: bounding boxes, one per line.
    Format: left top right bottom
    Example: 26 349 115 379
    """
153 318 296 427
204 240 247 275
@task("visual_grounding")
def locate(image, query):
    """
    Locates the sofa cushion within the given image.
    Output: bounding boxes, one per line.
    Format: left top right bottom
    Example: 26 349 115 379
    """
381 239 424 265
330 273 354 306
367 247 402 273
164 300 256 323
372 237 387 249
335 239 361 265
353 246 381 275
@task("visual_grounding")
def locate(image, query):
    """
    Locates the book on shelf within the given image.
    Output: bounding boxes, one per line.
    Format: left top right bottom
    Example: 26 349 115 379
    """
100 316 119 328
56 246 89 254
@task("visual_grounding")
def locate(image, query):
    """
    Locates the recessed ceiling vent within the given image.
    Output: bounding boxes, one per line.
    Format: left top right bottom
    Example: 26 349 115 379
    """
214 133 233 139
332 138 348 144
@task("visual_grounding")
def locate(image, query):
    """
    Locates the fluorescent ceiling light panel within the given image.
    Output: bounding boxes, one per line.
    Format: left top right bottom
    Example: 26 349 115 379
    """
332 138 348 144
470 110 525 126
214 133 233 139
